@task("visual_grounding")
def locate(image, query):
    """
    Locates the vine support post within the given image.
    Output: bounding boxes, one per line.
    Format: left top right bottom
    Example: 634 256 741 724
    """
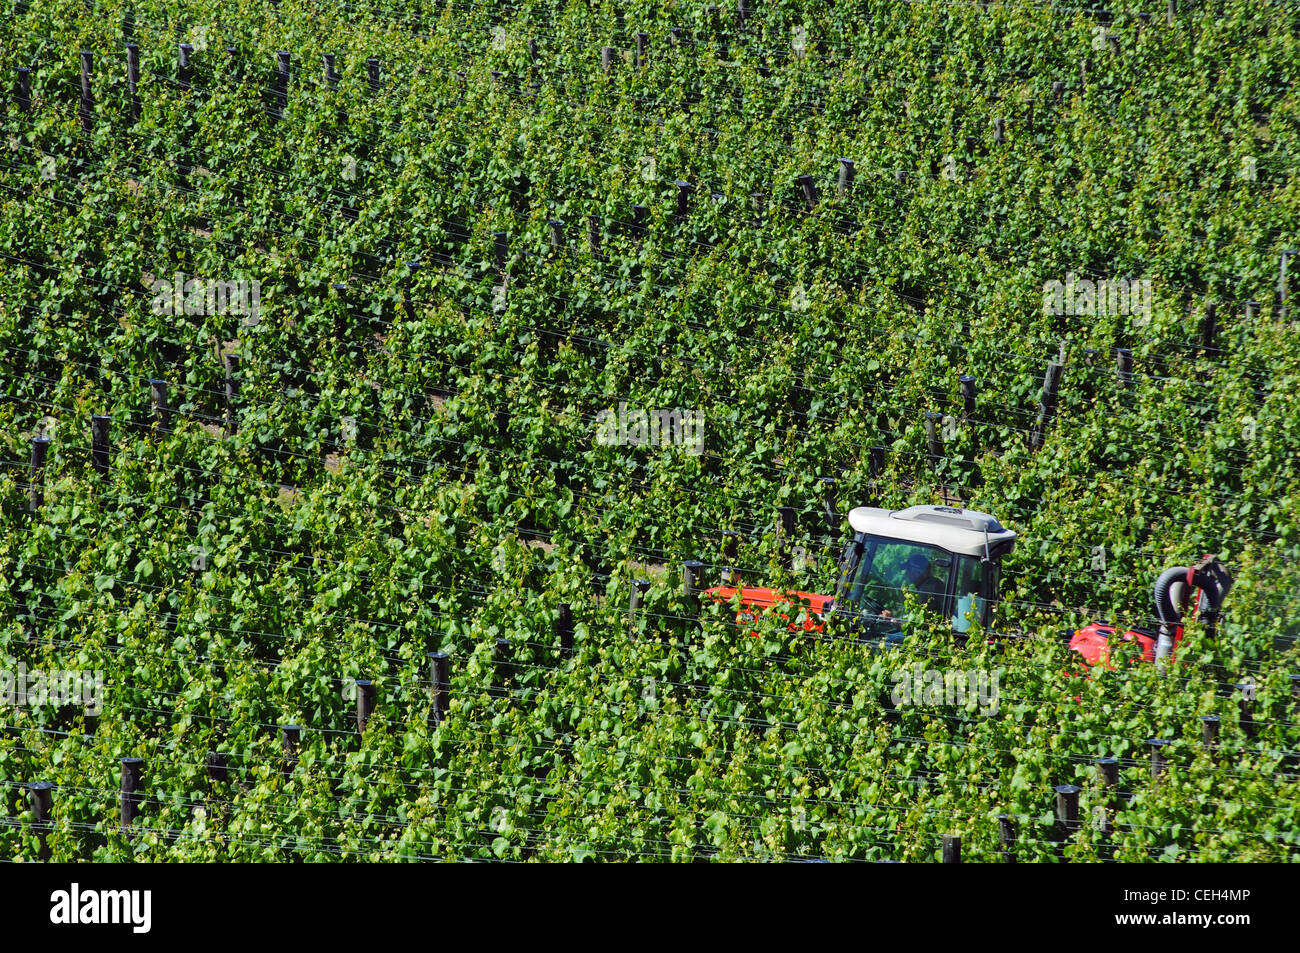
776 506 796 567
207 751 229 786
1097 756 1119 789
355 680 376 733
675 180 693 222
682 560 705 611
1030 360 1063 451
28 782 53 860
16 66 31 113
635 33 648 69
79 50 93 135
601 46 615 73
993 117 1005 146
837 158 855 197
1147 738 1170 778
492 638 512 697
796 174 817 209
819 476 837 534
331 282 348 340
402 260 420 321
1054 784 1082 847
273 51 289 120
959 374 977 419
1115 347 1133 388
1278 250 1296 322
91 415 111 476
941 834 961 863
1095 757 1118 839
428 652 450 725
557 605 574 658
1201 301 1217 358
720 530 740 585
721 530 739 564
367 57 381 94
28 436 50 511
280 725 301 776
1166 0 1176 27
120 757 144 835
1200 714 1220 754
1235 683 1255 737
924 411 943 464
1052 80 1064 105
548 219 565 252
629 579 651 638
178 43 193 91
149 379 170 435
493 231 509 274
223 353 240 435
996 814 1015 863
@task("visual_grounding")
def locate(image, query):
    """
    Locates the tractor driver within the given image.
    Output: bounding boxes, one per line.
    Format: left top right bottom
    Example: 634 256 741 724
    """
900 552 946 612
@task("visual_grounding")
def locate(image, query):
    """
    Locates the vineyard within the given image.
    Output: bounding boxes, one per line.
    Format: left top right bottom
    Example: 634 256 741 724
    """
2 0 1300 862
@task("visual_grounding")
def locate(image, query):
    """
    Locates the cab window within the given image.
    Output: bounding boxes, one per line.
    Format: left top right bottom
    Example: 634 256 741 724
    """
845 535 952 617
952 556 998 631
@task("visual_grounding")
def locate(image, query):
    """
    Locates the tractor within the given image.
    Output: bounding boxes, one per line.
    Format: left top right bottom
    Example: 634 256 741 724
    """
705 503 1233 664
705 504 1018 643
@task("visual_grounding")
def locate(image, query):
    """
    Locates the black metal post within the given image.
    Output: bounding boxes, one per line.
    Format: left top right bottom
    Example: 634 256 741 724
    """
837 158 855 197
120 757 144 834
178 43 193 91
557 605 574 658
16 66 31 113
959 374 977 419
629 579 651 637
79 51 93 135
223 353 239 435
28 782 53 860
428 652 450 724
28 436 49 511
996 814 1015 862
149 378 170 435
1116 347 1133 387
91 415 111 476
355 679 376 733
941 834 960 863
1147 738 1170 778
281 725 301 776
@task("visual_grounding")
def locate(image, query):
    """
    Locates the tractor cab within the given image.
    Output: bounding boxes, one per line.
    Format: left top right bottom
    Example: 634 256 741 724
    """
829 506 1018 642
707 504 1017 644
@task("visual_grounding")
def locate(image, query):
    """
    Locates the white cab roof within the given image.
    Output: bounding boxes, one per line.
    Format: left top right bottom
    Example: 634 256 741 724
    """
846 505 1017 557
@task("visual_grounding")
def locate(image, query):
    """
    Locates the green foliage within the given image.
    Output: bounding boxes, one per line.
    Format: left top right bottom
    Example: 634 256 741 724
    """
1 0 1299 861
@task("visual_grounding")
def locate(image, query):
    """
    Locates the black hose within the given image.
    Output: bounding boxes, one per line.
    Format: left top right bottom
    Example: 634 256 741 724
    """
1151 559 1233 660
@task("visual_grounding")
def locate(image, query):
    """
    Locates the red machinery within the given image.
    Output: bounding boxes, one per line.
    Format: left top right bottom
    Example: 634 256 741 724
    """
1067 556 1234 668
